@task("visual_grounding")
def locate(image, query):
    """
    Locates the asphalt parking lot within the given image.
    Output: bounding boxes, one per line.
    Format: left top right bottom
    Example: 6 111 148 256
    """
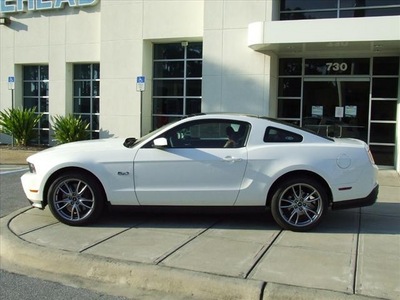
1 169 399 300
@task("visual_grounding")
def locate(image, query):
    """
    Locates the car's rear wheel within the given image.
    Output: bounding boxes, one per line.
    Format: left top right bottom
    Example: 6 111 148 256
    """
47 172 105 226
271 177 328 231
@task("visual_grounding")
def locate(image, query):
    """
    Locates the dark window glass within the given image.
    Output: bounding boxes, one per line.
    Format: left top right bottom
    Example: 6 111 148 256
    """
24 82 39 96
370 123 396 143
93 98 100 114
23 65 49 145
281 0 337 11
281 0 400 20
279 58 302 76
341 0 400 7
154 61 184 78
23 98 38 110
40 82 49 96
152 43 202 129
40 66 48 80
92 64 100 79
39 130 49 145
40 98 49 112
340 7 400 17
186 98 202 114
278 78 302 97
73 64 100 140
187 42 203 59
369 145 395 166
153 80 184 96
373 57 400 75
278 98 301 118
281 11 337 20
264 127 303 143
74 64 92 79
74 81 92 97
186 80 202 96
372 78 398 98
153 116 182 130
187 61 202 77
154 43 184 60
74 98 91 114
40 114 49 129
92 115 99 131
153 98 183 115
24 66 39 81
371 100 397 121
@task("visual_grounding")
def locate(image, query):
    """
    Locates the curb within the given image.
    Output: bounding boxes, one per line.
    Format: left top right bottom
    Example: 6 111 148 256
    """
0 208 381 300
1 208 264 300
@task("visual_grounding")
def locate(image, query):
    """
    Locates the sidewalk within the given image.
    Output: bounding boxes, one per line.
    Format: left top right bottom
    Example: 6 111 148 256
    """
1 148 399 299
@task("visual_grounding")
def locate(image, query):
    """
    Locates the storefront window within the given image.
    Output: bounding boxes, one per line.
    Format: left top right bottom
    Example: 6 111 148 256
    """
73 64 100 139
280 0 400 20
277 56 399 166
152 42 202 129
23 65 49 145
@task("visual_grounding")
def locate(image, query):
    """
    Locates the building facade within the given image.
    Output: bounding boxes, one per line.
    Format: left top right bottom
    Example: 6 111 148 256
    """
1 0 399 170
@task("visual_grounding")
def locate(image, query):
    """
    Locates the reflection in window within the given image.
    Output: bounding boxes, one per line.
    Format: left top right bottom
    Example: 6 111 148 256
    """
152 42 202 129
23 65 49 145
160 120 250 148
73 64 100 139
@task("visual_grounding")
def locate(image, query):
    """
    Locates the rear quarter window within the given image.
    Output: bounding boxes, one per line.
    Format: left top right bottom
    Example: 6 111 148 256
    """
264 127 303 143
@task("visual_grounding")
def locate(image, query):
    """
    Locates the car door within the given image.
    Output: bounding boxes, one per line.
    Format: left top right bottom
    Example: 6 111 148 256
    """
133 119 249 206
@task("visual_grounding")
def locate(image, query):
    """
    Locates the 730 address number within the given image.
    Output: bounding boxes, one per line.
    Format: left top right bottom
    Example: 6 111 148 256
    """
326 62 348 72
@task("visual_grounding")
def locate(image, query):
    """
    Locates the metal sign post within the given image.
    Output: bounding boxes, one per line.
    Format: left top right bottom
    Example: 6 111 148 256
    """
8 76 15 146
136 76 146 136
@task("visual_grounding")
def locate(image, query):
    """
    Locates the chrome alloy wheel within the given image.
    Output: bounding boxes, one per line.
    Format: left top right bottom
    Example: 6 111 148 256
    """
278 183 324 228
52 178 95 222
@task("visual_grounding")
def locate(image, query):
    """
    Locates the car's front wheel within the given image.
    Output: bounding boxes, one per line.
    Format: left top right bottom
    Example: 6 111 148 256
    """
271 177 328 231
47 172 105 226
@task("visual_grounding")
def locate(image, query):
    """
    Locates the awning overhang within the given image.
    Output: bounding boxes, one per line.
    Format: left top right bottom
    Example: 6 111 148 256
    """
248 16 400 57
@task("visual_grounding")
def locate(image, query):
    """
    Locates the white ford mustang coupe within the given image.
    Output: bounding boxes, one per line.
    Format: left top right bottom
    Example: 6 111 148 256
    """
21 114 379 231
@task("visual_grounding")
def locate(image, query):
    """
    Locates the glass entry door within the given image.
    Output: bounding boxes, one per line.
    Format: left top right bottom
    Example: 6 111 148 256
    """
302 78 370 142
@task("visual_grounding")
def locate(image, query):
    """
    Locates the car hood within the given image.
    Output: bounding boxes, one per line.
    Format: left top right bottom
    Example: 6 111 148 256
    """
27 138 129 163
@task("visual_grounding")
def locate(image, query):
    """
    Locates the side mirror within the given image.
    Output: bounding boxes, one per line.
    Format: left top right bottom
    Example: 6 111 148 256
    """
153 137 168 148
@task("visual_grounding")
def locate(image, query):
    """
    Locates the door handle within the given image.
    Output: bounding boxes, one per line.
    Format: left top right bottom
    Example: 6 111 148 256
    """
223 156 243 162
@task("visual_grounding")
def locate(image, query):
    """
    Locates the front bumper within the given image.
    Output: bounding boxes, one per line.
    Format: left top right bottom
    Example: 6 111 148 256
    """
331 184 379 210
21 172 45 209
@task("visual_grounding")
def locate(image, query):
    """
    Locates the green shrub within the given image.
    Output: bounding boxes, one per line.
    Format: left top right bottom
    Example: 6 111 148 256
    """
52 114 90 144
0 107 42 147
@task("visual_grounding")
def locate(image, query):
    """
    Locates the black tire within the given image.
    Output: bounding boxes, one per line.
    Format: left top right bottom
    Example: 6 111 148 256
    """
47 171 105 226
271 177 328 232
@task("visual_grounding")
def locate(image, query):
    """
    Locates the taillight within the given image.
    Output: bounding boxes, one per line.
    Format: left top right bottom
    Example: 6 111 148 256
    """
366 145 375 164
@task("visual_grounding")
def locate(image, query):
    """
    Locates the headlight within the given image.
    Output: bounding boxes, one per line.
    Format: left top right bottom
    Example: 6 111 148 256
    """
28 162 36 173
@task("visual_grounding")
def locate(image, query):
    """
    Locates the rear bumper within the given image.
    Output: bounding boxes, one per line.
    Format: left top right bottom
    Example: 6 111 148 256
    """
331 184 379 210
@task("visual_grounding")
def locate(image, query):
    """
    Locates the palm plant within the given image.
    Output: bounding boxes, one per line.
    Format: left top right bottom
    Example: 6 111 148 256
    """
51 114 90 144
0 107 42 147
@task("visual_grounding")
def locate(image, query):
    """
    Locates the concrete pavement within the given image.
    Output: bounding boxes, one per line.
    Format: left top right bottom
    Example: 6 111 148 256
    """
1 148 399 299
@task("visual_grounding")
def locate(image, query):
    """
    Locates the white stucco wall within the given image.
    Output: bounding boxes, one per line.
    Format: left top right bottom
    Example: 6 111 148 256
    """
202 0 277 116
0 0 204 141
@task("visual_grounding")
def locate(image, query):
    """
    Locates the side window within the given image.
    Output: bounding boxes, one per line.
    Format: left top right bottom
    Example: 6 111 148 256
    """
162 120 250 148
264 127 303 143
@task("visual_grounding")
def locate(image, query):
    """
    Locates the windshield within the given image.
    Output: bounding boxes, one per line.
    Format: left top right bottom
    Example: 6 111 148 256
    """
123 121 179 148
